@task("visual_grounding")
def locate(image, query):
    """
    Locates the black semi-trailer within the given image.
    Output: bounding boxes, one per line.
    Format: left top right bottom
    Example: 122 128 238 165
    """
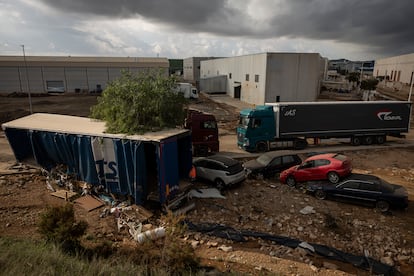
237 101 412 152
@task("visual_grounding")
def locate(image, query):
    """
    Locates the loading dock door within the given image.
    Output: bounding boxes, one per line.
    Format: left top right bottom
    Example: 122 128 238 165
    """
234 82 241 99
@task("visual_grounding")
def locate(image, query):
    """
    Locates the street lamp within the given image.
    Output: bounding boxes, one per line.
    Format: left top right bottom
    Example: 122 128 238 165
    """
21 44 33 114
409 71 413 102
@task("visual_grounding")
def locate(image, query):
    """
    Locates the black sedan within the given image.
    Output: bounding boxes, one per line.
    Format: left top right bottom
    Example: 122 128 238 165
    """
243 151 302 179
306 173 409 212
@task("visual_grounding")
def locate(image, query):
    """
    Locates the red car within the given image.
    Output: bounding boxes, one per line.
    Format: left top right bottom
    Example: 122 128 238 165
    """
280 153 352 187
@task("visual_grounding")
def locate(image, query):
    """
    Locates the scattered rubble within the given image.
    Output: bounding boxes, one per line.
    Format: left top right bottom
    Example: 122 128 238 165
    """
1 145 414 274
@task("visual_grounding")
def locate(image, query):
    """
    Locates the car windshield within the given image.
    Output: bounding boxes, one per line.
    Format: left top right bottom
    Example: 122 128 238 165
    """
238 116 250 128
256 154 272 166
333 154 348 161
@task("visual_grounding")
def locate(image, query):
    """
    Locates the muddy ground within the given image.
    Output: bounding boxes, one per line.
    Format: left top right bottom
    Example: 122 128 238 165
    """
1 93 414 275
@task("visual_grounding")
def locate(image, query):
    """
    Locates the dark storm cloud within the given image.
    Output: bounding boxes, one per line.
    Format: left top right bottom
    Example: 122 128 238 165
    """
40 0 414 57
39 0 235 28
268 0 414 57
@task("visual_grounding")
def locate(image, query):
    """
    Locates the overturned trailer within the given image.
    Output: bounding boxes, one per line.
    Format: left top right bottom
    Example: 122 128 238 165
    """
1 113 193 205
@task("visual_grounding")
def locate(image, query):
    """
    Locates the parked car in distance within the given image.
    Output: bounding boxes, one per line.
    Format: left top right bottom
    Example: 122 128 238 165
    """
193 155 246 190
243 151 302 179
280 153 352 187
306 173 409 212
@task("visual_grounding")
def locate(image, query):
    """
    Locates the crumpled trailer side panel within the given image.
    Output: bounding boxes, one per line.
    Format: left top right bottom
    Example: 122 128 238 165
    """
3 117 192 204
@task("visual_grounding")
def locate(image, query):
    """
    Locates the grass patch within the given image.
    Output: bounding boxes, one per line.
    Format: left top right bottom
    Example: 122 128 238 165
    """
0 236 211 275
0 237 152 275
3 205 207 275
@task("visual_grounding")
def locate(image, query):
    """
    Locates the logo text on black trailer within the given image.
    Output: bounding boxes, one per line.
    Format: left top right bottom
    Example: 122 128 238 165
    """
377 110 402 121
284 109 296 116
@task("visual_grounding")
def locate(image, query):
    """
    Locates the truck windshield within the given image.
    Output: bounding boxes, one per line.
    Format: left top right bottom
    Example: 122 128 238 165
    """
202 120 217 129
239 116 250 128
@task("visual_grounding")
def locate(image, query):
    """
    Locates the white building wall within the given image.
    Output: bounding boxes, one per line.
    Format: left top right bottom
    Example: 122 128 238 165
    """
374 53 414 84
201 53 267 105
183 57 194 81
201 53 322 105
266 53 321 102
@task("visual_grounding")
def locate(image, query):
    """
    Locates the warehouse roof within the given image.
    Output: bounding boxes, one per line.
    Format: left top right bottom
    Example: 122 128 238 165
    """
0 55 169 68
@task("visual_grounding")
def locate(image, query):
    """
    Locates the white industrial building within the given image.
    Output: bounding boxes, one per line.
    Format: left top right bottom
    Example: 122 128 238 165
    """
0 56 169 94
199 52 326 105
374 53 414 85
183 57 221 88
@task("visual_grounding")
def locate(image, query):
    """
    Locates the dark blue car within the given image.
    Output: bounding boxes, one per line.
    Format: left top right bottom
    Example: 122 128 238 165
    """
306 173 409 212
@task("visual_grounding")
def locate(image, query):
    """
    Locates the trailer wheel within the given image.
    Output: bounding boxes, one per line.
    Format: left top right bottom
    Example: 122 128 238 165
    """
286 176 296 187
256 142 268 152
376 135 386 144
363 136 373 145
327 172 340 183
351 136 361 146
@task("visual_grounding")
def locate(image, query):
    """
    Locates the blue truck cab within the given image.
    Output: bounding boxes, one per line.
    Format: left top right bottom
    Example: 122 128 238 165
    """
237 105 276 152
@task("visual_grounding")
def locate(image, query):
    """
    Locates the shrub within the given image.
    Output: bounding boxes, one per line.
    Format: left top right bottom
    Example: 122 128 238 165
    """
38 204 88 252
124 212 200 274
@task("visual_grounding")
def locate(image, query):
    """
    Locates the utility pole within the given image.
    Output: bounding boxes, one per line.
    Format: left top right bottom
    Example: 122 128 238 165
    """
21 44 33 114
409 71 413 102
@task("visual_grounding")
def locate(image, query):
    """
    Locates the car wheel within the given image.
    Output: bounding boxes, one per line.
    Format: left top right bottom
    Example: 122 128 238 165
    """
257 172 264 180
376 200 390 212
286 176 296 187
351 136 361 146
315 190 326 200
256 142 268 152
327 172 340 183
214 178 225 190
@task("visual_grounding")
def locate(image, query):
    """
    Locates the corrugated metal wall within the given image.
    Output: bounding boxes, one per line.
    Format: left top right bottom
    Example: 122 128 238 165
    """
0 67 21 92
0 57 169 94
65 67 88 92
200 75 227 93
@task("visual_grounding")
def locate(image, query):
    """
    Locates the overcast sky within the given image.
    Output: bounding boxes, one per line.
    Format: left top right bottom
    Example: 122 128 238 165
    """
1 0 413 61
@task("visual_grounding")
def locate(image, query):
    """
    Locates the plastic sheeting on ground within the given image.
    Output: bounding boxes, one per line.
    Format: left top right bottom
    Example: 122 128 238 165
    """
185 221 397 276
188 188 226 199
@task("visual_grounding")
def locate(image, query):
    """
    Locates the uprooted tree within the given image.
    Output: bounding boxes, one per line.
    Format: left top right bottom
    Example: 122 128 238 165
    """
90 70 188 134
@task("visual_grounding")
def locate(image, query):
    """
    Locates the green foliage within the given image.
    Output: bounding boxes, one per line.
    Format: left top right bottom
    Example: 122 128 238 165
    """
90 70 188 134
0 237 169 276
38 204 88 249
346 72 360 83
360 78 379 91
